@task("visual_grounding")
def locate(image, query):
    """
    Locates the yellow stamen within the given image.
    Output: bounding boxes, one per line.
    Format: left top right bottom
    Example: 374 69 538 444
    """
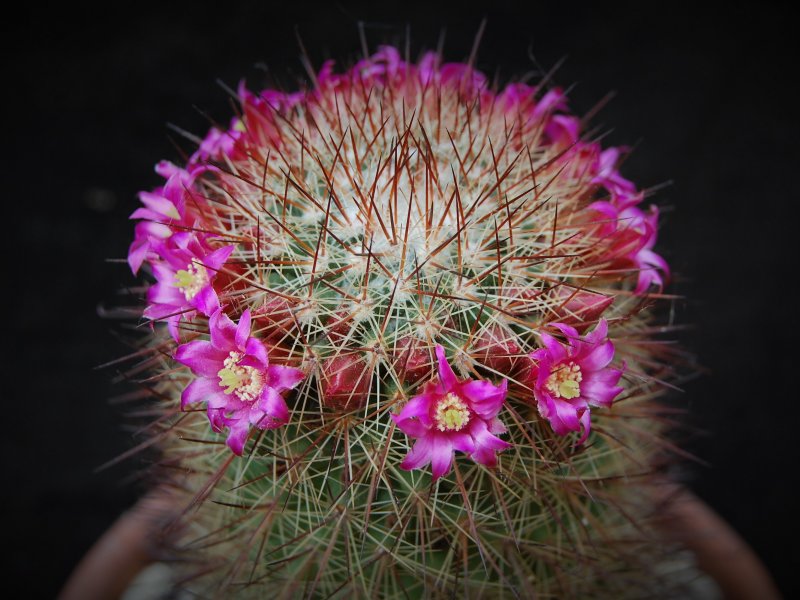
546 362 583 400
174 261 209 301
218 367 243 394
434 393 471 432
217 351 264 402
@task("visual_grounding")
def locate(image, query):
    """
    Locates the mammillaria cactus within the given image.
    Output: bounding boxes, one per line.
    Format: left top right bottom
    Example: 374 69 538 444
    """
123 46 697 597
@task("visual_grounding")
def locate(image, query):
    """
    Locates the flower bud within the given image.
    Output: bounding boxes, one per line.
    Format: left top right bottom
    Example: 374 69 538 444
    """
254 294 294 338
471 324 521 373
391 338 432 384
550 287 613 332
321 353 371 411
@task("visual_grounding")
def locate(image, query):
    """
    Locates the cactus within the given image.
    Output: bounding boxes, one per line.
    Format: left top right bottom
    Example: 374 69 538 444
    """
122 46 698 598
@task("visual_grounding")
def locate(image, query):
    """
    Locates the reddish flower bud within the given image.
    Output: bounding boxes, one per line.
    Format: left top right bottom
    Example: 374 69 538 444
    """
391 338 432 384
254 294 295 339
471 324 521 373
550 287 613 333
321 353 371 410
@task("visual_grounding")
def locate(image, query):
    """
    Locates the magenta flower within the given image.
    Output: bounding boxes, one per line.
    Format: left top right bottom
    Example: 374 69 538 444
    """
189 117 244 165
236 81 301 151
391 345 511 480
589 201 670 295
175 308 305 455
592 148 643 209
143 232 235 340
545 114 581 147
127 162 196 274
524 320 624 443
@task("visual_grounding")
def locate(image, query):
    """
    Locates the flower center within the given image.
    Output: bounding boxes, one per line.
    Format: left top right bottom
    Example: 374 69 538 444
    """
546 362 583 399
434 393 471 432
217 351 264 402
174 261 209 301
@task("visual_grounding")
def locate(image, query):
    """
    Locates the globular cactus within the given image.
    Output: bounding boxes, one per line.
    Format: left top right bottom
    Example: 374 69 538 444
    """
123 46 697 598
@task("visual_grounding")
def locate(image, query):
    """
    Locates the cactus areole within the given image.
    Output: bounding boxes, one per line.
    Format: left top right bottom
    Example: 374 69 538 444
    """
122 46 697 597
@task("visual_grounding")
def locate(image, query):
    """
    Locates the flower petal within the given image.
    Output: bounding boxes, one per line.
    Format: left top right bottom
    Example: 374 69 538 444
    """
207 407 226 432
255 387 289 427
127 239 150 274
192 284 221 317
536 392 579 436
167 314 183 342
551 323 581 344
147 277 185 306
638 248 670 276
400 436 433 471
391 413 429 437
175 340 226 377
246 405 265 425
488 417 507 435
430 434 454 480
207 390 235 409
435 345 458 391
181 377 220 408
209 308 237 350
539 332 567 364
240 337 269 369
266 364 305 393
138 191 181 220
450 431 476 454
460 379 507 420
583 318 608 346
235 309 252 349
143 300 182 320
468 420 511 468
471 445 499 467
551 397 584 435
469 418 512 452
582 367 624 407
225 419 250 455
204 244 235 271
581 339 615 372
394 392 436 429
576 409 592 445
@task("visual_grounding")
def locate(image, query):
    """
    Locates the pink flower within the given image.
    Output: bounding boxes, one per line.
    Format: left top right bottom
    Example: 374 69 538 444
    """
314 48 488 100
236 82 300 150
523 320 623 443
442 63 488 94
127 162 196 274
143 232 235 341
175 308 305 455
497 82 537 111
592 148 643 209
391 345 511 480
545 114 581 147
589 201 670 295
189 118 244 165
353 46 404 84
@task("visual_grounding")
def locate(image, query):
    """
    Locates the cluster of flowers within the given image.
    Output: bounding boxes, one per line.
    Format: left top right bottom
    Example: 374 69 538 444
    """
128 47 664 479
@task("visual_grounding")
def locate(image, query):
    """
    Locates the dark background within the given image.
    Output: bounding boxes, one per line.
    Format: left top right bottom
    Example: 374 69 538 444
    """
4 2 798 597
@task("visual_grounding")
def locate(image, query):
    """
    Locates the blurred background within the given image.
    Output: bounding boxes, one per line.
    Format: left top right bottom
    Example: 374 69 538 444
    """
4 1 797 596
